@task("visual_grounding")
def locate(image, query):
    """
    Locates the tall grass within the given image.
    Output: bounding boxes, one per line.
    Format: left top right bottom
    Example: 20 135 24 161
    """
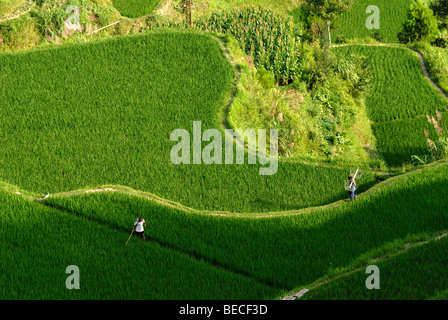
0 0 25 16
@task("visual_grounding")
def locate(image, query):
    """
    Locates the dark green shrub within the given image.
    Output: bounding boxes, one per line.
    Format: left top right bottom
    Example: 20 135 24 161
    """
335 34 346 44
432 37 448 48
370 31 384 42
433 0 448 20
398 1 438 44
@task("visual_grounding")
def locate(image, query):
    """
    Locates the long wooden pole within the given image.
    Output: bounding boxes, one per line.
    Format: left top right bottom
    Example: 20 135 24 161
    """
92 20 122 34
126 230 134 246
349 168 359 190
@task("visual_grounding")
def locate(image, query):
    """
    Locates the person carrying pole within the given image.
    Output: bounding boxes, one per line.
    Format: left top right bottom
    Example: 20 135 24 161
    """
347 168 359 202
348 176 357 201
132 216 146 241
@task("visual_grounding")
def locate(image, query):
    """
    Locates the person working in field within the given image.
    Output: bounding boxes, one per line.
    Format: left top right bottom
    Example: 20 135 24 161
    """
348 176 357 201
132 217 147 241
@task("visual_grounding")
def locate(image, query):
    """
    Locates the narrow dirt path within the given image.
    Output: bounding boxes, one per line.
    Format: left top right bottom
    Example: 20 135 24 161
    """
412 49 448 99
0 1 35 23
213 35 248 152
34 159 448 219
281 232 448 300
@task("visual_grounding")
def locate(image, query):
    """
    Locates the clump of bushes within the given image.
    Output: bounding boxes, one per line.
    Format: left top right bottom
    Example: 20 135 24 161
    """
335 34 346 44
398 1 438 44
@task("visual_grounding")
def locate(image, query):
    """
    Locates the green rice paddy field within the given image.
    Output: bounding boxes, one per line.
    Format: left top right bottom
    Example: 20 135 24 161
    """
0 187 281 299
334 0 413 43
1 157 447 299
334 45 448 166
302 236 448 300
1 0 448 300
0 31 375 213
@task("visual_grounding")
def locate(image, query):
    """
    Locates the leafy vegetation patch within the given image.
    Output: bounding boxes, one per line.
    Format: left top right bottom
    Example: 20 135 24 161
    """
113 0 160 18
146 8 379 165
0 0 123 51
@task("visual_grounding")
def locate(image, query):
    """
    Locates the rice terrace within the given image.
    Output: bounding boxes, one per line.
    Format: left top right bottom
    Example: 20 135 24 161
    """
0 0 448 305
